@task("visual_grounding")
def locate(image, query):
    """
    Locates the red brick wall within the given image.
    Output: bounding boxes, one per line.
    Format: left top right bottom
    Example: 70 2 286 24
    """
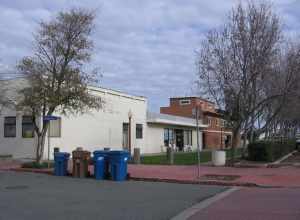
160 97 235 150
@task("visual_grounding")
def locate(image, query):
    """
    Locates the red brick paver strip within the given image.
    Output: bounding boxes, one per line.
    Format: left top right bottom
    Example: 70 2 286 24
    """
128 165 300 187
188 188 300 220
0 160 21 170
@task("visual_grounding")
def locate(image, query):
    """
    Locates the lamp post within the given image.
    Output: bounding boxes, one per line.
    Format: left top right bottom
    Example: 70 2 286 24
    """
128 110 133 154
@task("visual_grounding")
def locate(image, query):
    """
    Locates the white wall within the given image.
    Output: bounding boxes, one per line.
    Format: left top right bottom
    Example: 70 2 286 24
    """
44 88 147 159
145 123 203 154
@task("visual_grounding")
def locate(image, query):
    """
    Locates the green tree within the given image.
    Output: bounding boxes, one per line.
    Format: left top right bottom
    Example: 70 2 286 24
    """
17 8 101 163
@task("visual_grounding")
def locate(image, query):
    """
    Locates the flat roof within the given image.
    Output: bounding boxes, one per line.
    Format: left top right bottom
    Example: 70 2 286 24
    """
1 77 146 102
147 112 207 128
169 96 214 104
89 86 146 102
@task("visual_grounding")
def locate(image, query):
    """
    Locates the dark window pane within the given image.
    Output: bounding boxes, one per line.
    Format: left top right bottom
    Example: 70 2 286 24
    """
4 117 16 137
136 124 143 139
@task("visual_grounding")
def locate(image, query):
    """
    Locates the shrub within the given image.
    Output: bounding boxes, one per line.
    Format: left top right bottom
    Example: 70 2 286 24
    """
248 139 296 162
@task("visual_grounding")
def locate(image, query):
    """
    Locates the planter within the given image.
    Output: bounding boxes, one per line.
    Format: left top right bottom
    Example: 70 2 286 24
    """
212 150 226 166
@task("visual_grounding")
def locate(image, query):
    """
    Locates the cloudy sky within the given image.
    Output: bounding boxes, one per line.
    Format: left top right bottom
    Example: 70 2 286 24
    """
0 0 299 111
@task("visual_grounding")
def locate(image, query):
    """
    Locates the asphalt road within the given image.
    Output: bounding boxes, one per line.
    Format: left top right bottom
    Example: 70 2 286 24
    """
0 172 226 220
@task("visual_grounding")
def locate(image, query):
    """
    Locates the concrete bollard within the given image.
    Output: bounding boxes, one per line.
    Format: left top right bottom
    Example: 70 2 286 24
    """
167 147 174 165
133 148 141 164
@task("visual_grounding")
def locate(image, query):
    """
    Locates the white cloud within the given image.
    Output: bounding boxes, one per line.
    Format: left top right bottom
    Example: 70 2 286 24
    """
0 0 299 110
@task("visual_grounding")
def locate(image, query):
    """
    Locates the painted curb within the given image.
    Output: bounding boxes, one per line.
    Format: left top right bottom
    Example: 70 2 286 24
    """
171 187 239 220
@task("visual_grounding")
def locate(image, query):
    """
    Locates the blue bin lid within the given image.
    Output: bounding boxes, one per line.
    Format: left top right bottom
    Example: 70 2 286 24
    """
94 150 109 155
54 152 70 158
108 150 130 156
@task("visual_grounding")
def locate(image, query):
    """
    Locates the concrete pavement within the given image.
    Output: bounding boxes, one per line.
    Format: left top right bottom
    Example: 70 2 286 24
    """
128 164 300 187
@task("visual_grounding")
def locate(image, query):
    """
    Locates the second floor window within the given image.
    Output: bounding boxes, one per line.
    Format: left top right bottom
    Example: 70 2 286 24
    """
4 117 16 138
22 116 35 138
179 99 191 105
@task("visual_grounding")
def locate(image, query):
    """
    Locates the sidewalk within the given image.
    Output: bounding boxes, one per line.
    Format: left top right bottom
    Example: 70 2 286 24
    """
128 164 300 187
188 188 300 220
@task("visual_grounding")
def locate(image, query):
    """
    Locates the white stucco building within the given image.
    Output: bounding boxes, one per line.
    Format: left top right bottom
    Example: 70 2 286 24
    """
0 78 206 159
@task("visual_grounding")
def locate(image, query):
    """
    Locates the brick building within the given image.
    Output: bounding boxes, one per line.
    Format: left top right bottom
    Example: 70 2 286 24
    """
160 97 233 150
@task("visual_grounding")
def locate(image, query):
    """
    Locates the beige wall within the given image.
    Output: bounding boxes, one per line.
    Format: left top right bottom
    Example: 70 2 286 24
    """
0 108 37 159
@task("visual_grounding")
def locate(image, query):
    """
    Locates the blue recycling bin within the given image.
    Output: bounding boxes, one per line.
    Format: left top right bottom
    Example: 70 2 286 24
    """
54 152 70 176
108 150 130 181
94 156 105 180
93 150 110 179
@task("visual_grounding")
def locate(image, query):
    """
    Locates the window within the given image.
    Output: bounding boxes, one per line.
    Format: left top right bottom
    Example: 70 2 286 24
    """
4 117 16 137
164 128 174 146
184 130 192 146
136 124 143 139
207 117 212 126
179 99 191 105
215 119 219 127
49 118 61 137
22 116 34 138
221 119 226 127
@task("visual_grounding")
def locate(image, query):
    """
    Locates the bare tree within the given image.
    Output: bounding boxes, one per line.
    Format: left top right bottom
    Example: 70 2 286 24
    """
263 43 300 138
17 8 102 163
196 2 290 163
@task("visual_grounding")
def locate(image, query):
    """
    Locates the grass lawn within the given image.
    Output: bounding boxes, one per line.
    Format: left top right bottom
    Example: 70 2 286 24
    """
141 148 242 165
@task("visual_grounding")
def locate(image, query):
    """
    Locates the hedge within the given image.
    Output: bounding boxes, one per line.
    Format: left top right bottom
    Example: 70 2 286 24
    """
247 139 296 162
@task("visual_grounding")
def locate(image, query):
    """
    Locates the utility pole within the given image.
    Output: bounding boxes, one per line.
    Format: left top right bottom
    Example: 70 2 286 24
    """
193 106 201 179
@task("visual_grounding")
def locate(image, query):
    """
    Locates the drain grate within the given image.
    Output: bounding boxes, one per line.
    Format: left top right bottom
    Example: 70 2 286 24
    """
5 185 29 190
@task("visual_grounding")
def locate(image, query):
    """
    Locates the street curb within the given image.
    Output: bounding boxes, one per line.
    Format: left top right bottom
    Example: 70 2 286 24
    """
10 167 54 175
129 177 259 187
170 187 239 220
271 150 297 165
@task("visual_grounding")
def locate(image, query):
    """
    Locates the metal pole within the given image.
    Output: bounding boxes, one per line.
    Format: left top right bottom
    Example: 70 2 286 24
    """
47 122 50 168
220 126 223 150
196 106 201 179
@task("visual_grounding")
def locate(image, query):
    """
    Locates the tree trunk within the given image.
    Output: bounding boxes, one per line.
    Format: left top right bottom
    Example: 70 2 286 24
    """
229 128 240 166
35 127 48 164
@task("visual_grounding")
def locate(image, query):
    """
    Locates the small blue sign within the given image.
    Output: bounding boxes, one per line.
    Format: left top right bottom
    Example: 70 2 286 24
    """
43 115 60 121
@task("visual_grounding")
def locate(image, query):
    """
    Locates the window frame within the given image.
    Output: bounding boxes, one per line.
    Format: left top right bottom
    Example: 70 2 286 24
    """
4 116 16 138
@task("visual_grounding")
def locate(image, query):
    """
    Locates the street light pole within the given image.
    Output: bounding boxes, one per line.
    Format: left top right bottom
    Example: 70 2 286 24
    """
48 122 51 168
128 110 133 154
